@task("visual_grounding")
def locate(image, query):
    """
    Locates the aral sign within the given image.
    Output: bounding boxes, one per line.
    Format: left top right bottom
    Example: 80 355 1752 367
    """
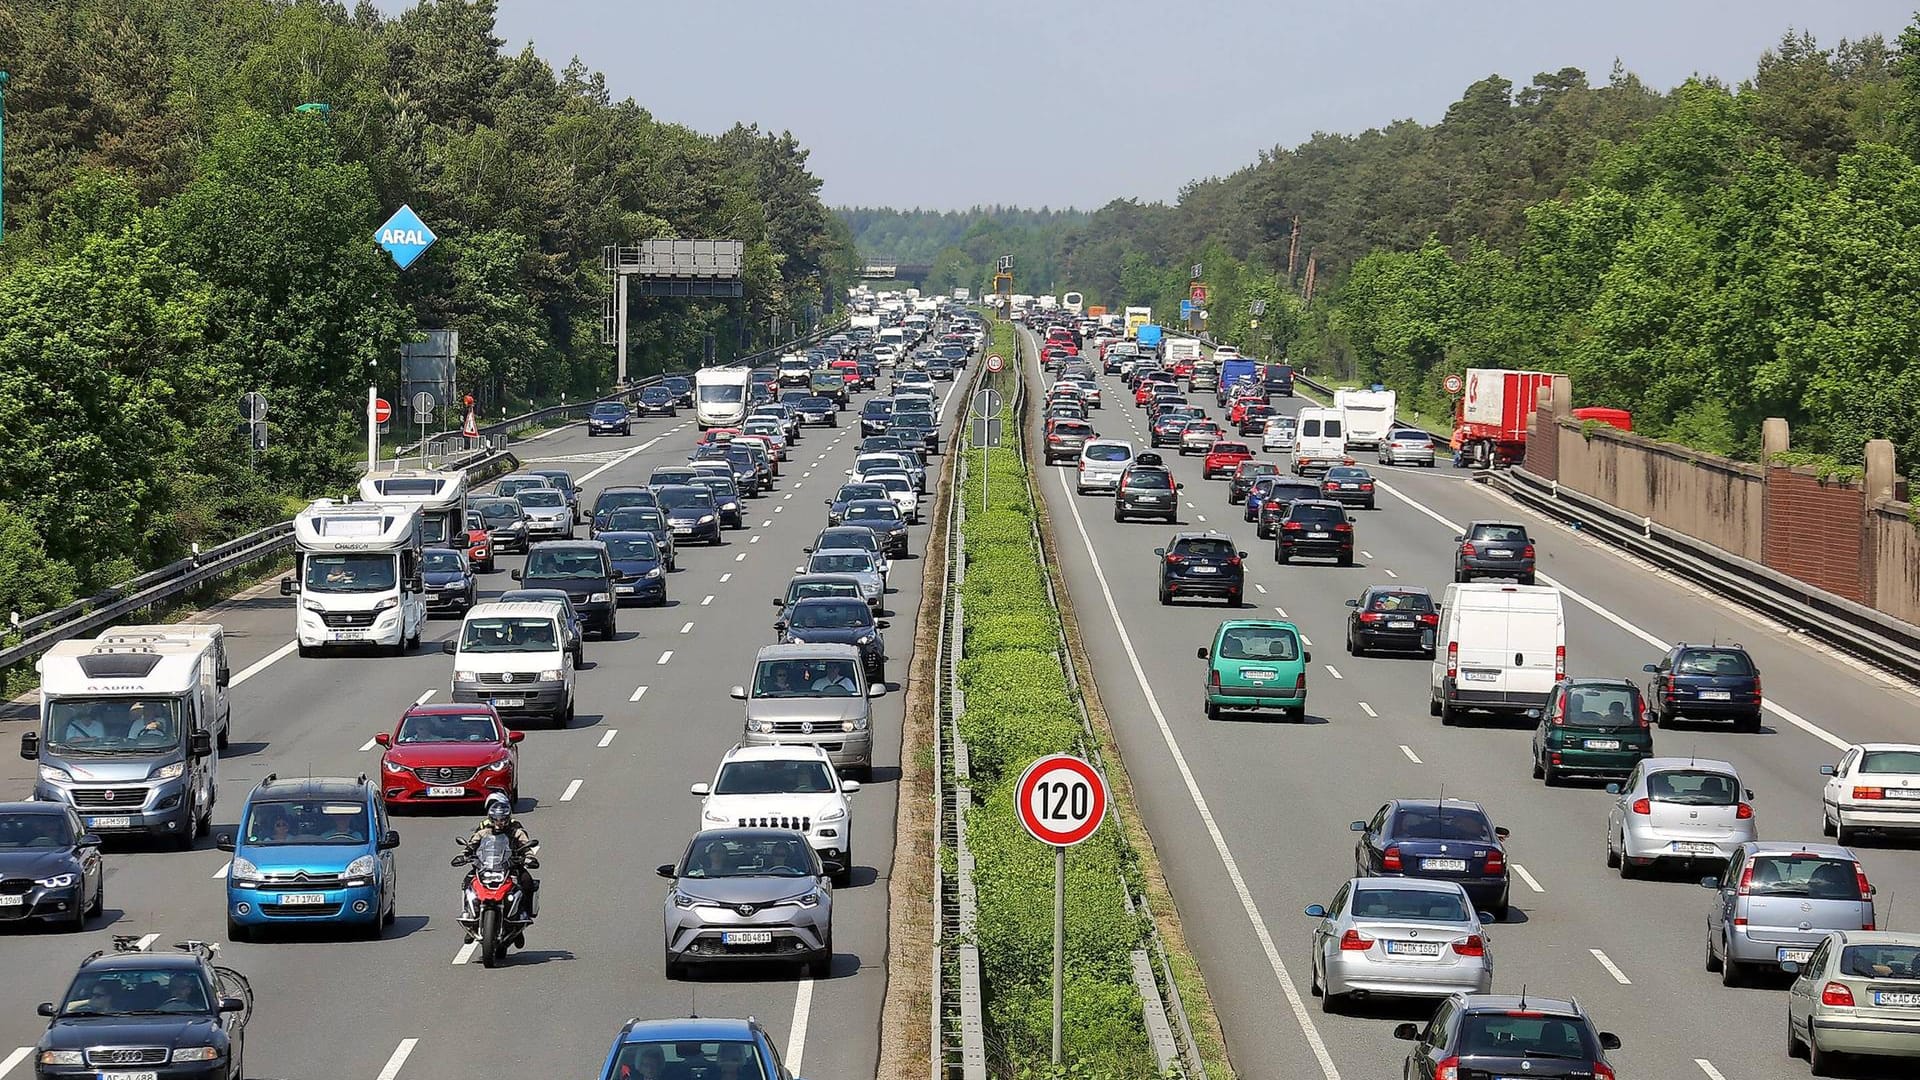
375 205 438 270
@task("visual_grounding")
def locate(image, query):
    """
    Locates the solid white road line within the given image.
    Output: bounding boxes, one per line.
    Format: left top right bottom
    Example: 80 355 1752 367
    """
1694 1060 1728 1080
1358 702 1378 718
579 434 668 484
679 621 695 634
453 941 478 965
598 729 618 748
213 862 230 879
656 651 673 665
702 595 715 606
1399 745 1423 764
560 779 584 802
413 689 435 706
135 933 160 950
0 1048 32 1078
786 978 815 1073
1589 948 1632 985
630 686 648 702
231 639 298 686
1512 863 1546 893
374 1038 418 1080
1053 468 1343 1079
1324 665 1343 680
1375 476 1853 751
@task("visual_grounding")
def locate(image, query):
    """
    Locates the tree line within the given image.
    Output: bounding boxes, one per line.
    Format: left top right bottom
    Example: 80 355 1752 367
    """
0 0 854 632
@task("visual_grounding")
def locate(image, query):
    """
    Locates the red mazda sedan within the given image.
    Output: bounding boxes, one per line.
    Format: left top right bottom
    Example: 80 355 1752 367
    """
375 703 523 809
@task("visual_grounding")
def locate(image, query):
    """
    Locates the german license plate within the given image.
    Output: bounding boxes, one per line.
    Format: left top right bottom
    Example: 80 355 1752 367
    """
492 697 524 708
1886 788 1920 800
1389 620 1415 629
332 630 367 641
1777 947 1814 964
1674 842 1720 856
1385 940 1443 956
426 786 466 798
279 893 326 906
1190 565 1218 574
1462 670 1499 682
89 816 132 829
1488 549 1512 558
0 895 21 906
1874 991 1920 1007
1422 858 1468 872
1585 739 1622 750
1341 483 1358 489
673 525 693 535
1309 531 1330 539
723 931 773 945
1242 669 1276 681
98 1073 159 1080
615 585 635 594
1700 690 1731 700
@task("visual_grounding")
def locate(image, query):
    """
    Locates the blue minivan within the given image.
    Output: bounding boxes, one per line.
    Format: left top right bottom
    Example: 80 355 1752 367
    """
218 774 398 941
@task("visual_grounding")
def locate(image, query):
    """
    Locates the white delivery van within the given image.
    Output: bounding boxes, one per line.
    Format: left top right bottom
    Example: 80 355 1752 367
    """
447 601 577 726
1430 583 1565 725
1291 407 1350 475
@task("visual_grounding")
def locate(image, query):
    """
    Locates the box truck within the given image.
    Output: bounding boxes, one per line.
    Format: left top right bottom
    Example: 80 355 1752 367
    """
1453 369 1559 468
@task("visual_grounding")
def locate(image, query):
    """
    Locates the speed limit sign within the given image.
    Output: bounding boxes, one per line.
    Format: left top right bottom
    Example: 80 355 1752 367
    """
986 354 1005 373
1016 754 1108 847
1444 373 1463 395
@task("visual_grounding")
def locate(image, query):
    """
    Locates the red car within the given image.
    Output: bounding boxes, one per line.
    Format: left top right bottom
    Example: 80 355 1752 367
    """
1202 441 1254 478
1229 396 1271 425
375 703 523 809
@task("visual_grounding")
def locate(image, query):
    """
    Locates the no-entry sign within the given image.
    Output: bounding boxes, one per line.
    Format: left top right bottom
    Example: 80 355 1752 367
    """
1016 754 1108 847
373 398 392 423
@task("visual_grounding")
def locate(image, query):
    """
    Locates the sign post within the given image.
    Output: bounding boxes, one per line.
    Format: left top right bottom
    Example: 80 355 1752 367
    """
411 391 436 467
240 392 268 469
971 386 1002 514
1016 754 1110 1067
372 206 439 473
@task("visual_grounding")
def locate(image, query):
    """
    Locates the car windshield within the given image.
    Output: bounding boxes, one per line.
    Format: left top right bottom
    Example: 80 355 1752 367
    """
596 491 654 514
1217 626 1299 661
713 759 837 797
397 711 498 743
1563 685 1640 729
1173 538 1236 558
681 834 817 881
1470 524 1528 544
1861 750 1920 774
872 476 911 494
753 658 861 697
1391 807 1495 842
1840 945 1920 979
663 378 690 393
790 599 871 629
811 552 874 574
0 813 74 849
1085 444 1131 462
641 387 673 402
517 490 564 509
1366 591 1432 613
1456 1014 1591 1060
1746 855 1865 899
699 383 746 403
472 500 519 523
305 553 397 593
591 404 625 417
605 509 665 532
1646 770 1739 805
837 486 886 504
525 549 603 579
60 969 212 1017
1126 469 1173 490
243 799 370 846
45 697 183 755
696 479 738 499
460 617 559 653
602 537 659 561
423 551 465 573
1350 888 1470 922
1675 649 1755 676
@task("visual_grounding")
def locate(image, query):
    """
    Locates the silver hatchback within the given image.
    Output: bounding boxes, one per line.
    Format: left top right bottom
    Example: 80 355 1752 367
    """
1784 930 1920 1071
1605 757 1757 876
1703 841 1878 986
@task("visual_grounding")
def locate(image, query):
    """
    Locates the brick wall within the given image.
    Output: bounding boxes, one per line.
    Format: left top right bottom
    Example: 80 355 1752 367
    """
1763 468 1868 603
1524 403 1558 480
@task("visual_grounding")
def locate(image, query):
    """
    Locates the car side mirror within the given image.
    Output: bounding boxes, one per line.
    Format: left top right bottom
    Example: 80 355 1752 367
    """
774 621 788 633
691 782 711 796
1344 598 1360 608
374 733 391 747
1779 961 1801 975
1176 483 1184 490
379 830 400 851
1303 650 1311 664
1598 1033 1622 1051
1819 764 1837 776
868 684 885 697
1476 911 1496 924
842 780 860 794
772 598 785 608
1700 876 1722 889
1303 904 1327 918
441 640 457 655
1745 788 1755 800
877 620 891 629
1642 663 1659 673
280 576 296 597
510 569 523 581
74 833 102 850
1493 826 1510 839
1349 820 1366 832
508 731 525 744
729 686 747 700
1604 783 1620 794
1238 551 1248 559
1153 548 1166 557
216 834 236 852
190 731 213 758
37 1003 56 1018
1348 516 1357 524
215 995 247 1014
1453 535 1465 543
1196 647 1209 660
20 732 39 760
1393 1022 1420 1041
656 863 677 879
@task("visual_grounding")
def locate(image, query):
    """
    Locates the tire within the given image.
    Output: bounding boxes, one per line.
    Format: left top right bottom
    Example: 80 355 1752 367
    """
88 877 104 918
1337 552 1353 567
1454 568 1469 583
1288 707 1307 722
1809 1037 1841 1077
1489 902 1509 922
217 724 231 750
1605 839 1620 868
1158 586 1171 605
1788 1016 1807 1060
1822 812 1837 837
559 698 576 728
1440 698 1458 726
480 908 501 968
1705 931 1722 972
1720 945 1744 987
174 798 200 851
1531 756 1544 780
1226 590 1242 608
1836 822 1858 846
297 643 315 659
1430 695 1442 717
807 936 833 979
1738 711 1762 734
227 917 252 944
1542 764 1560 787
1275 547 1289 564
1618 852 1639 879
1519 573 1537 586
1204 700 1221 721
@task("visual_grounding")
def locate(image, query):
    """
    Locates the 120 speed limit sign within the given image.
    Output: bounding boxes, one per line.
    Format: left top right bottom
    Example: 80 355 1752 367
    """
1016 754 1109 847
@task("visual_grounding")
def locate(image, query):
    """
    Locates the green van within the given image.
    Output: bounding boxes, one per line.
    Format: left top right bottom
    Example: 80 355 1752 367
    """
1198 620 1309 721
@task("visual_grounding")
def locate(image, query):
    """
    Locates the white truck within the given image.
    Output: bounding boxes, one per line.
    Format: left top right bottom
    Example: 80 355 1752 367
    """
1164 337 1204 368
1061 291 1084 314
849 313 880 332
952 287 972 302
282 499 428 657
1334 387 1397 450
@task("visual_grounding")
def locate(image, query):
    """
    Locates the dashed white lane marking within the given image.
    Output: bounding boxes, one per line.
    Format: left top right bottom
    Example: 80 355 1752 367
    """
579 433 667 484
657 651 674 665
560 779 584 802
1358 702 1378 718
1383 568 1398 578
1360 550 1373 559
1694 1061 1727 1080
413 689 436 705
679 622 695 634
134 933 160 950
1301 634 1313 646
1253 583 1268 594
0 1048 33 1077
1272 604 1288 617
1399 745 1423 764
786 977 815 1072
1513 864 1546 893
374 1038 418 1080
702 595 715 606
453 940 478 965
1589 948 1632 985
1324 664 1343 680
213 863 230 879
804 471 812 478
760 520 773 528
630 686 648 702
736 552 749 561
598 729 618 748
1196 514 1208 522
784 492 794 500
774 506 784 514
751 535 761 544
232 639 298 685
719 573 733 583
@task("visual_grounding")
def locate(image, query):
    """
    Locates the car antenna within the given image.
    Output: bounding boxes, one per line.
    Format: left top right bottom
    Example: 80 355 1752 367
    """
1516 983 1528 1011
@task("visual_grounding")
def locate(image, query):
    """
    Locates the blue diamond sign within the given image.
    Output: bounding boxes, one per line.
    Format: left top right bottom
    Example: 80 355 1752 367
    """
375 204 437 270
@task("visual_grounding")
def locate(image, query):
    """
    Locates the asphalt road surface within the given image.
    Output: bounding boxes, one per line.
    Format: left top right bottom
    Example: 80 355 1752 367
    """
0 363 967 1080
1022 327 1920 1080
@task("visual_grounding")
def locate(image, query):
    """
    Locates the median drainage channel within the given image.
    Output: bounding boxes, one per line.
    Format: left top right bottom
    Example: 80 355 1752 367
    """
930 319 1222 1078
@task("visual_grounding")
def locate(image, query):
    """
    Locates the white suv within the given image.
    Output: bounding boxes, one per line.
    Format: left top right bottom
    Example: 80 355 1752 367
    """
691 745 859 885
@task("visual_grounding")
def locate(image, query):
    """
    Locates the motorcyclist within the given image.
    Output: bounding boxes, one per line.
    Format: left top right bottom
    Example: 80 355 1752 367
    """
465 792 539 943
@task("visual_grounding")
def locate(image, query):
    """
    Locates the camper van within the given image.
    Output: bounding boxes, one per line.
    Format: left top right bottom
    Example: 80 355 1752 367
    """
282 500 428 657
359 467 484 552
1335 387 1397 449
1290 407 1351 475
24 625 231 846
1429 583 1566 725
694 367 751 429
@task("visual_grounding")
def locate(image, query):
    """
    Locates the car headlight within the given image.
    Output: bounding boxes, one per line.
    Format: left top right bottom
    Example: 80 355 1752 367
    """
589 592 611 604
152 761 185 781
819 806 847 822
39 1051 83 1066
645 567 664 579
750 719 774 733
538 669 563 682
229 856 261 883
38 764 72 784
796 890 821 907
485 756 513 772
856 634 873 645
787 635 806 645
673 891 698 909
455 670 479 684
373 596 399 612
382 758 407 774
171 1047 221 1063
345 855 379 878
36 872 78 889
302 598 326 613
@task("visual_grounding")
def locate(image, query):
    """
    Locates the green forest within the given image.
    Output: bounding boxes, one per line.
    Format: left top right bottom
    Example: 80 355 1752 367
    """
888 26 1920 476
0 0 854 628
836 205 1088 296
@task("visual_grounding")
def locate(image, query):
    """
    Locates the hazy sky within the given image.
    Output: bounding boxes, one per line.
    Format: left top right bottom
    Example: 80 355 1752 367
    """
389 1 1915 209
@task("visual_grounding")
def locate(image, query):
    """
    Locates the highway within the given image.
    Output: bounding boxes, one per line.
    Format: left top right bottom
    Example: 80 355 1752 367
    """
1020 327 1920 1080
0 364 966 1080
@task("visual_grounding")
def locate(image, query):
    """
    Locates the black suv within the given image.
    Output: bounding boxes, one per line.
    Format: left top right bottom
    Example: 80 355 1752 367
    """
1642 643 1763 731
1254 478 1324 539
1454 520 1535 583
1274 500 1354 565
1155 533 1246 606
515 540 617 638
35 940 253 1080
1394 993 1621 1080
1344 586 1437 657
1114 456 1180 523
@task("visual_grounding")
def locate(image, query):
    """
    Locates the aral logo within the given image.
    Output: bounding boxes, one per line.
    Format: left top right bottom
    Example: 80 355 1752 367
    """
380 228 431 246
373 205 437 270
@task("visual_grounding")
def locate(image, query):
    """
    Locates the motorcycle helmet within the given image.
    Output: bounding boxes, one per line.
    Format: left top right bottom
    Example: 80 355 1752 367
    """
485 792 512 825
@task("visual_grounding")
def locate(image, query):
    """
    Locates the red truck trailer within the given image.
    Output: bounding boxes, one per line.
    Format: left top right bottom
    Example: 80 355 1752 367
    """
1452 369 1559 468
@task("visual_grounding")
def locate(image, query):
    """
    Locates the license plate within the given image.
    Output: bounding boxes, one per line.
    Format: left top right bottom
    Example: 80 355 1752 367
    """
723 931 773 945
1674 842 1720 856
1584 739 1622 750
89 816 132 829
0 895 21 906
1488 549 1512 558
331 630 367 641
1385 940 1443 956
1242 669 1276 681
1141 495 1165 503
1309 531 1330 539
1887 788 1920 800
673 525 693 534
492 697 524 708
1699 690 1731 700
1389 620 1415 629
615 585 635 594
1341 483 1358 489
279 893 327 906
1874 991 1920 1007
98 1073 159 1080
1778 947 1814 964
426 786 466 798
1422 858 1468 872
1190 565 1218 574
1462 671 1499 683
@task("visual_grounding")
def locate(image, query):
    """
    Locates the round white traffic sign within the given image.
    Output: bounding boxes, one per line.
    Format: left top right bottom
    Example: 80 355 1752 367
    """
1016 754 1108 847
1444 374 1463 395
986 354 1005 373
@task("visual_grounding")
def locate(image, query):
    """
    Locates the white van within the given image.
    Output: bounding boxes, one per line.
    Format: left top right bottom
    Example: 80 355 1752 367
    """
1429 583 1565 725
447 601 576 726
1291 407 1350 475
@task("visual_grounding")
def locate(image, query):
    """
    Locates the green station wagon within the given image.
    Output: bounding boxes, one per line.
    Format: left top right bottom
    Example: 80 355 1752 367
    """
1530 678 1653 785
1198 620 1309 721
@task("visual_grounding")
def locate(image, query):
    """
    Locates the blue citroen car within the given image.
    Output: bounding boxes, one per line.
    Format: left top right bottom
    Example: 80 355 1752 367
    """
601 531 668 606
598 1017 802 1080
218 774 398 941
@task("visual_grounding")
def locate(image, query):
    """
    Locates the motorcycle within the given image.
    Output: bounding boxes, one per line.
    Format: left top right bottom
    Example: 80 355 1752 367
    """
451 833 539 968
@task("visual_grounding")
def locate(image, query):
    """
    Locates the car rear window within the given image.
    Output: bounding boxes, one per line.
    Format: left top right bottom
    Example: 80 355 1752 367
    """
1217 626 1298 661
1351 888 1469 923
1289 505 1346 525
1840 944 1920 979
1470 524 1529 544
1085 444 1131 462
1174 538 1236 558
1211 443 1249 455
1647 770 1739 805
1457 1014 1594 1058
1055 422 1093 436
1366 591 1433 613
1675 649 1755 676
1747 855 1865 900
1391 807 1494 842
1238 462 1277 475
1125 470 1172 489
1562 685 1640 728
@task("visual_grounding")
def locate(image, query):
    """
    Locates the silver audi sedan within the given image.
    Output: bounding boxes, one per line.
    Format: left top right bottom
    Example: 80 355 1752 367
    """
1604 757 1756 877
1305 876 1494 1010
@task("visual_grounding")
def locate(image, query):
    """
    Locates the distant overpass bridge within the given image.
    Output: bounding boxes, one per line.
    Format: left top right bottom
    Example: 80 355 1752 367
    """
859 258 933 283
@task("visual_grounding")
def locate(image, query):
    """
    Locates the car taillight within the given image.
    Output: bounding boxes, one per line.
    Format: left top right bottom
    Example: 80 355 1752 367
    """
1735 802 1754 819
1165 555 1185 564
1226 556 1242 567
1593 1062 1616 1080
1483 849 1504 874
1854 786 1885 800
1435 1057 1459 1080
1736 861 1754 896
1452 935 1485 957
1335 523 1353 532
1360 483 1374 491
1822 982 1856 1007
1555 645 1566 678
1752 675 1763 701
1381 846 1402 871
1048 434 1061 441
1856 862 1874 902
1631 798 1651 815
1208 669 1221 689
1447 642 1458 678
1522 543 1535 558
1296 671 1308 690
1284 522 1304 531
1339 929 1373 951
1550 697 1566 726
1357 612 1381 623
1460 541 1476 557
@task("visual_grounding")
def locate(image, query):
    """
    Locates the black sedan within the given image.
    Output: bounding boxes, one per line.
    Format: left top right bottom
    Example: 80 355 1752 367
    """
694 476 746 528
1352 799 1511 919
655 484 723 546
839 499 910 557
1343 586 1437 657
826 483 889 526
35 941 252 1079
0 803 102 931
777 596 889 682
634 385 679 417
421 547 478 615
1320 465 1377 509
586 400 631 436
662 375 693 408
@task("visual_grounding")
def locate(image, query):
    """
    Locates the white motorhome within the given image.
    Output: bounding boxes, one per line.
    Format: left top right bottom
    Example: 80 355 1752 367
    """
1430 583 1565 724
694 366 751 430
282 500 428 656
1291 407 1351 475
1335 387 1398 449
27 625 230 845
1061 291 1084 314
360 467 476 554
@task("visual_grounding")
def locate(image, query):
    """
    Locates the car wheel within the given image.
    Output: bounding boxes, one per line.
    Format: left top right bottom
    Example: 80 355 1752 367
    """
1519 573 1537 586
1721 945 1745 987
1542 764 1560 787
228 917 252 944
1531 755 1544 780
1226 590 1241 607
1836 822 1858 846
808 936 833 979
1605 837 1620 868
1204 700 1220 721
1287 706 1307 723
1157 586 1171 605
1337 552 1353 567
297 643 315 659
664 950 688 981
1454 568 1469 583
1703 931 1722 971
1822 811 1837 837
1787 1016 1807 1060
1275 546 1289 564
1738 711 1762 734
1488 901 1509 921
88 877 104 918
1440 698 1458 726
1809 1037 1845 1077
